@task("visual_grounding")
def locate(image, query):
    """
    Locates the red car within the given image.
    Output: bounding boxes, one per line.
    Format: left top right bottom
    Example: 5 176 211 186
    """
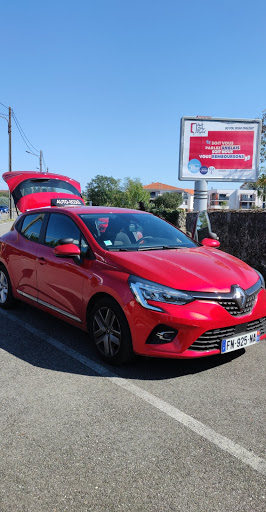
1 171 266 364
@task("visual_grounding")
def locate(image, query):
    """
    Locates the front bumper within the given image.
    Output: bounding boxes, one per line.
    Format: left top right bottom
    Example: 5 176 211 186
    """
123 288 266 358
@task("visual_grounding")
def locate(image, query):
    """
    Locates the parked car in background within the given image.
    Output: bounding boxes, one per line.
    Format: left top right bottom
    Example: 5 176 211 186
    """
1 171 266 365
0 205 9 213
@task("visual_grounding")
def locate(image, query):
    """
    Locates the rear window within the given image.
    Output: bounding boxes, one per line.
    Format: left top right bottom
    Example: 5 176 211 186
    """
12 178 81 203
20 213 45 242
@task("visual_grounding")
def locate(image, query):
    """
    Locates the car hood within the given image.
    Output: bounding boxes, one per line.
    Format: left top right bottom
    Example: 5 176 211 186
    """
103 246 258 293
2 171 84 212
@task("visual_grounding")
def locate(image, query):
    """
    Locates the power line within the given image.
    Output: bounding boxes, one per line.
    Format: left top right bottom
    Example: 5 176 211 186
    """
12 113 39 153
12 110 40 153
3 106 48 173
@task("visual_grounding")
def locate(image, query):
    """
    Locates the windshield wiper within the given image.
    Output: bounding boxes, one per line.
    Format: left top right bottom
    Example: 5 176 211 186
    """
137 245 182 251
108 247 129 252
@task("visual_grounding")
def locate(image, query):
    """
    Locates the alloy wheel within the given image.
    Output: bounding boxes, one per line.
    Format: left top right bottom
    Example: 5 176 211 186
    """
92 306 122 358
0 271 8 304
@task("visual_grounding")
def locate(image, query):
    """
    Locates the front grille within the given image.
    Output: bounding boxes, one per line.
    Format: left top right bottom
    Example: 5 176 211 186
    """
218 291 257 316
189 316 266 352
191 281 262 317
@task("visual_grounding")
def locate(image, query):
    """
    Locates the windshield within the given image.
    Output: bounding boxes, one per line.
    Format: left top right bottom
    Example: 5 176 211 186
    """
12 178 82 203
79 213 197 251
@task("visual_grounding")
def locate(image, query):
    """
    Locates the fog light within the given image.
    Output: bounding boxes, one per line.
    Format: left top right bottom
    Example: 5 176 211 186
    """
146 325 178 344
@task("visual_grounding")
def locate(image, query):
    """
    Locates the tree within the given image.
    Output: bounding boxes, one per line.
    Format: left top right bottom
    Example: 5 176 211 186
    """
85 175 121 206
152 191 183 209
85 175 150 208
241 110 266 191
253 112 266 207
255 173 266 208
220 201 228 208
119 178 150 210
260 110 266 172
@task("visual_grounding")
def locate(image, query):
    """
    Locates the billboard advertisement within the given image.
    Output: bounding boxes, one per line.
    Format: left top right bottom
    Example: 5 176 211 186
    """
179 117 262 181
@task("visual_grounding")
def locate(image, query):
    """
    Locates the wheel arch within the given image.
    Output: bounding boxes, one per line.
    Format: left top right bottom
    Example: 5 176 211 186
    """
0 263 15 308
86 292 134 364
86 292 125 324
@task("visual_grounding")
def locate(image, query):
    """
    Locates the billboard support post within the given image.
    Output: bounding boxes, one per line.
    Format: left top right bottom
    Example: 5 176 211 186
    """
194 180 208 212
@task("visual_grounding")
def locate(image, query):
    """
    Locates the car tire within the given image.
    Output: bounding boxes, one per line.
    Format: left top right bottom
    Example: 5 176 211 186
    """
88 297 134 365
0 266 15 309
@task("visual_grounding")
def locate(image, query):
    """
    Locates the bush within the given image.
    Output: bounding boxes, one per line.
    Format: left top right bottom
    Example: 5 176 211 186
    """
150 206 187 230
153 192 183 209
0 196 9 206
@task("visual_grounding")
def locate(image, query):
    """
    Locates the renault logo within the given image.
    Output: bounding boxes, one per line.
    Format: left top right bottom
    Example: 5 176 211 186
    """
232 285 247 312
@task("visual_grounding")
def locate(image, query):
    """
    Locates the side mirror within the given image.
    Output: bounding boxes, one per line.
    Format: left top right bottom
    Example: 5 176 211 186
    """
201 238 220 248
192 211 219 243
53 243 81 259
209 231 219 240
58 238 74 245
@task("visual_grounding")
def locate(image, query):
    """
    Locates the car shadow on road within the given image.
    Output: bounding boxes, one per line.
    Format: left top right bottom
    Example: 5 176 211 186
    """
1 302 245 382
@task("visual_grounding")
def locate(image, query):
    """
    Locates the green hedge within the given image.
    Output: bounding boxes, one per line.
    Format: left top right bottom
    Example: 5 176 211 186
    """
0 196 9 206
150 207 187 230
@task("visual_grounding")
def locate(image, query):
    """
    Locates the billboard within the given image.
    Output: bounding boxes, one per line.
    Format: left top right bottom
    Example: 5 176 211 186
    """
179 117 262 181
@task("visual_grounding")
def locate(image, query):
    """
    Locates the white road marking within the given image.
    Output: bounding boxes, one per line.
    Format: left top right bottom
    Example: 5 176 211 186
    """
1 308 266 477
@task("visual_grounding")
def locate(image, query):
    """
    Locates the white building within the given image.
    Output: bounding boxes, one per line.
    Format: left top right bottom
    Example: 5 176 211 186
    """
143 182 194 210
208 188 262 210
143 183 261 211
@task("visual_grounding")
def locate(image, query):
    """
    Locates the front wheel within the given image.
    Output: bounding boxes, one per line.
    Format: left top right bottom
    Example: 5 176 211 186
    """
0 267 15 309
88 297 134 365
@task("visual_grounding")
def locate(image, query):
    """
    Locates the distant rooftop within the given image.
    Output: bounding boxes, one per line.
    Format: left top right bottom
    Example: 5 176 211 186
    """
143 182 194 195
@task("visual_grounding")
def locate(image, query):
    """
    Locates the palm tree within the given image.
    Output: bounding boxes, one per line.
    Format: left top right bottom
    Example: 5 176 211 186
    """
255 173 266 208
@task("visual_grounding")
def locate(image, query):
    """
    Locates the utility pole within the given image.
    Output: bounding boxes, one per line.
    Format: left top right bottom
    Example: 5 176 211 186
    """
40 150 43 173
8 107 12 218
8 107 12 172
0 108 12 217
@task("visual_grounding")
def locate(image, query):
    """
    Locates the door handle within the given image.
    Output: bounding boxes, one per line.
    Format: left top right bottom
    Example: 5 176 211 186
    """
37 257 47 265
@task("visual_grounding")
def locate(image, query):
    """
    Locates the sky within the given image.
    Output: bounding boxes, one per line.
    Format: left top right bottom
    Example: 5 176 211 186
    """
0 0 265 193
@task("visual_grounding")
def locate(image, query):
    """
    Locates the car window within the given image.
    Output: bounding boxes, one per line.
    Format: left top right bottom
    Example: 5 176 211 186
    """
12 178 82 203
79 213 197 251
44 213 89 256
20 213 45 242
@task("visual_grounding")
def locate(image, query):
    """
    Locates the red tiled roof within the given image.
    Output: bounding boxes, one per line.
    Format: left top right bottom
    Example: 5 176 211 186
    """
143 182 194 195
182 188 194 196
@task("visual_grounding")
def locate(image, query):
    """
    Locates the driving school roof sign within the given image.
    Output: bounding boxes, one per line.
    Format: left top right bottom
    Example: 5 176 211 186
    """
179 117 262 181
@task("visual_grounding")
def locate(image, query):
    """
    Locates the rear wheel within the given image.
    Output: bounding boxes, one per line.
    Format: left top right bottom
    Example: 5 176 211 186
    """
0 267 15 309
88 297 134 365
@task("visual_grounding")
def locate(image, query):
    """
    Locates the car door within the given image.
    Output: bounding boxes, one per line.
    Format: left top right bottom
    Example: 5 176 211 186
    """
36 212 90 324
10 212 45 301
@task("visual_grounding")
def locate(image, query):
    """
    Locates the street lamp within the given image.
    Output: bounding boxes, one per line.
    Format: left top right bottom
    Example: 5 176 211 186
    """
26 149 44 173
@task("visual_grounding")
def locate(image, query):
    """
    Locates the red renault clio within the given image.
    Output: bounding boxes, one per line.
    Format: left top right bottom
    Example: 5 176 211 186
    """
1 171 266 364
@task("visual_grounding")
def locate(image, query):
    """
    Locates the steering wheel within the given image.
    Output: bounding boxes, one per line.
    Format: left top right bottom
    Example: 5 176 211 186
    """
136 236 153 245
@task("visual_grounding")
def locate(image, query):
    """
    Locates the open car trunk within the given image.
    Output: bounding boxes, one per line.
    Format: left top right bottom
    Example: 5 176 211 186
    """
2 171 85 212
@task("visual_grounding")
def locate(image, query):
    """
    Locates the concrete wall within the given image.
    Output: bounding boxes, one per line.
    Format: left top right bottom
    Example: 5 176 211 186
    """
184 210 266 277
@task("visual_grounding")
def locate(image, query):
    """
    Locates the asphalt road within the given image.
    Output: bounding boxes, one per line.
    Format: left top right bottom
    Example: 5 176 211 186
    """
1 220 266 511
0 219 16 236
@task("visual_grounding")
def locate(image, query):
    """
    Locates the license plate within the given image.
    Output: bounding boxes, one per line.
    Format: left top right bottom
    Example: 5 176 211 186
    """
221 330 260 354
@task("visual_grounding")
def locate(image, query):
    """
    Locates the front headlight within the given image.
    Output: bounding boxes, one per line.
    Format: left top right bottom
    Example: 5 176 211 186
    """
255 270 265 289
128 275 194 312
